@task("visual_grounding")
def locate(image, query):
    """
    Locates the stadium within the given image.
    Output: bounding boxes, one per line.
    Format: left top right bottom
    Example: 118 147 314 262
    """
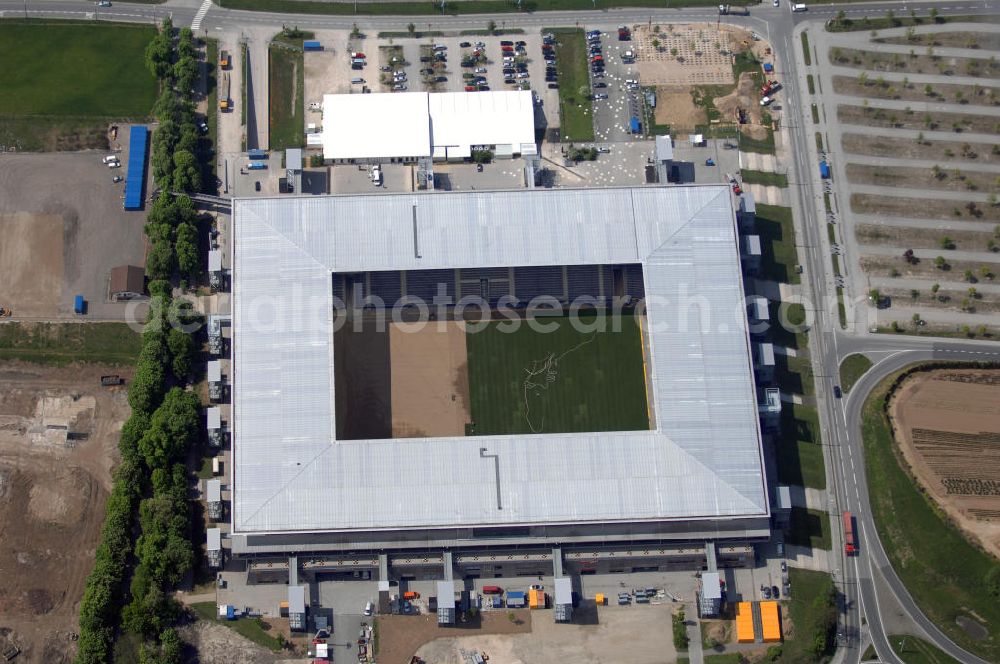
229 186 769 572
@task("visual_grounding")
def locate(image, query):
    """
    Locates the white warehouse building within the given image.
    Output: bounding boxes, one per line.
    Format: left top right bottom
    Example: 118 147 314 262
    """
320 90 537 163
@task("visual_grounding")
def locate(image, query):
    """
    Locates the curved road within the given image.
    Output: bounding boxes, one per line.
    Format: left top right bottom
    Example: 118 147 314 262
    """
835 337 1000 664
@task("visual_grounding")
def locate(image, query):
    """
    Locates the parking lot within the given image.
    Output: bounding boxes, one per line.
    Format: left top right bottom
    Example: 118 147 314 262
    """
0 150 148 320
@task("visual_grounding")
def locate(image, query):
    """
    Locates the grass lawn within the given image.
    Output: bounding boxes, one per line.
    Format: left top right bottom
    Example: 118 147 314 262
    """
755 204 801 286
890 634 963 664
783 568 837 662
807 74 815 94
826 14 980 33
704 655 742 664
268 43 304 150
190 602 284 651
838 353 872 392
776 405 827 490
0 20 157 151
801 31 811 66
465 313 648 435
785 506 832 550
0 322 142 365
862 369 1000 662
546 28 594 142
738 127 776 155
741 169 788 188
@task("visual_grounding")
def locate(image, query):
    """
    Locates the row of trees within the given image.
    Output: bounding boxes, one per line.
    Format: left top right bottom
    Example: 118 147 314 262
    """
76 292 201 664
77 19 211 664
147 18 210 288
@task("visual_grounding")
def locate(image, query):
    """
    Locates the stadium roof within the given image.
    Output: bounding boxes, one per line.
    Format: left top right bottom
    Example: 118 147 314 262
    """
231 187 767 534
321 91 535 161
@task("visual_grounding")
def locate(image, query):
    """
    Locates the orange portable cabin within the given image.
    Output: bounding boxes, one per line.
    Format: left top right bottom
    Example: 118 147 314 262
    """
760 601 782 643
528 589 545 609
735 602 755 643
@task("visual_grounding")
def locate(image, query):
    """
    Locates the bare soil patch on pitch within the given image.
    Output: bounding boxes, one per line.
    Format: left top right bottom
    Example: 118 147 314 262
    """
389 321 471 438
889 368 1000 559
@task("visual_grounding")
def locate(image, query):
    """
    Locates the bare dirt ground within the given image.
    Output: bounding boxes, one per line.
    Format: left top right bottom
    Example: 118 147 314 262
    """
634 24 738 86
713 71 768 138
846 163 1000 194
842 133 1000 164
837 104 1000 135
0 213 63 318
378 611 532 664
877 31 1000 51
852 193 1000 222
177 621 278 664
889 368 1000 558
0 361 132 663
832 75 999 107
413 605 678 664
389 321 470 438
653 87 705 131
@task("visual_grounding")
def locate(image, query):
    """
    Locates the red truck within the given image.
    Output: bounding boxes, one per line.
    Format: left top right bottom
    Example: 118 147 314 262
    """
843 511 858 556
482 585 503 595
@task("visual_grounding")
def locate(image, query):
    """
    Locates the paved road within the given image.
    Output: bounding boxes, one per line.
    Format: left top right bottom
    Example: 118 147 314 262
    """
836 340 1000 664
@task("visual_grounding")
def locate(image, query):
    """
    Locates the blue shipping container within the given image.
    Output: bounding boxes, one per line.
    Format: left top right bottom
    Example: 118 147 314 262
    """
303 40 322 51
248 161 268 170
247 149 267 160
74 295 85 314
629 116 641 134
819 161 830 179
123 126 149 211
763 62 774 73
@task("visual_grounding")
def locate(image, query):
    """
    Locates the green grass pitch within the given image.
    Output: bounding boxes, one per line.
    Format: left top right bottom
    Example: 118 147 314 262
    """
465 314 650 436
0 21 158 118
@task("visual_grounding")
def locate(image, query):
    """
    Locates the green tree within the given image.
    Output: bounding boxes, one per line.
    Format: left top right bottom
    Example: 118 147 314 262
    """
146 241 175 282
128 358 167 415
139 388 201 468
174 222 199 277
172 150 202 193
407 22 416 36
167 328 197 381
487 19 496 34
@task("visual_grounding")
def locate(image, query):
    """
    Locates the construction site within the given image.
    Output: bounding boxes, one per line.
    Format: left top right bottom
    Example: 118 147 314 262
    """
0 361 132 662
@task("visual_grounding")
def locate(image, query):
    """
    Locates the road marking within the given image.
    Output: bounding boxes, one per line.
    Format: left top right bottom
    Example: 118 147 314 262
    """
191 0 211 31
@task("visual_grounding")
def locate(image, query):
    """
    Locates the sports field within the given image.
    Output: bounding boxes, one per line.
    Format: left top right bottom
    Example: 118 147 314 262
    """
0 21 158 150
465 314 649 435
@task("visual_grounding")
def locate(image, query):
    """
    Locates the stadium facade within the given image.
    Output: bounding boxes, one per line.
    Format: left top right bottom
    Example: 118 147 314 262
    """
230 186 769 571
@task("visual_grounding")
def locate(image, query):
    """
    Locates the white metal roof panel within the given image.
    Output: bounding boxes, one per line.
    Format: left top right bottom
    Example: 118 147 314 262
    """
288 585 306 614
554 577 572 605
702 572 722 599
428 90 535 152
231 186 767 534
322 92 431 160
437 581 456 608
207 360 221 382
207 478 221 503
207 527 221 551
207 406 221 429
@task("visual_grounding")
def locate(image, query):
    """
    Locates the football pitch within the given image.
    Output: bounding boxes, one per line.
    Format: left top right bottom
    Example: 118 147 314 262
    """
465 314 649 436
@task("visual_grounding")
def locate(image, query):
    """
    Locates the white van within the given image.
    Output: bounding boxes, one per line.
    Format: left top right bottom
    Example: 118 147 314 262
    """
363 601 374 616
791 3 806 10
102 155 118 164
350 77 365 84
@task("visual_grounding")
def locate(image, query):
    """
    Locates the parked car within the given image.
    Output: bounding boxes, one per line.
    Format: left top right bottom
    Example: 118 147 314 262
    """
460 41 472 47
392 83 407 90
772 586 780 599
547 83 559 89
593 93 608 100
112 175 123 183
500 40 514 46
593 82 607 88
475 67 487 73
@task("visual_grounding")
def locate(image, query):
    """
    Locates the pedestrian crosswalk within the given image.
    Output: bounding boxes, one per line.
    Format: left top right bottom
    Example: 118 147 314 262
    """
191 0 212 31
